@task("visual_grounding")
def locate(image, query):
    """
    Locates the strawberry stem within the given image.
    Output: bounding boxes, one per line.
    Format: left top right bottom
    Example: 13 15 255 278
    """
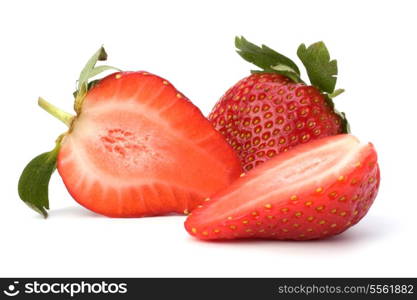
38 97 74 127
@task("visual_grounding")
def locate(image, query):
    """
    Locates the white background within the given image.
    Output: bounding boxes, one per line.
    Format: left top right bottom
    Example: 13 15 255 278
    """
0 0 416 277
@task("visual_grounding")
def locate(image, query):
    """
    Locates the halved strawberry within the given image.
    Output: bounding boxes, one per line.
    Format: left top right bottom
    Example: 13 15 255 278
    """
58 71 242 217
18 48 242 218
185 134 380 240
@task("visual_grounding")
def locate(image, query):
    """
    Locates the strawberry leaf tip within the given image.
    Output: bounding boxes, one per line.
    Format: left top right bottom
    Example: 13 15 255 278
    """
328 88 345 99
297 42 338 94
270 64 304 84
235 36 302 82
74 46 120 114
18 142 61 218
340 112 350 133
78 47 108 88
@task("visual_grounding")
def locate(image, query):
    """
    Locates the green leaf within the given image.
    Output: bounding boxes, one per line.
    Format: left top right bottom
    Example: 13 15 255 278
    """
78 46 108 90
340 111 350 134
328 88 345 99
297 42 338 93
270 64 304 83
323 94 350 134
74 47 109 113
18 143 60 218
235 36 302 81
74 46 121 114
73 79 100 98
86 65 121 81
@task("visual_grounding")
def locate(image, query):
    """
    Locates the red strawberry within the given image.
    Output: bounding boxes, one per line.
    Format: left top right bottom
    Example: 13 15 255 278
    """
18 48 241 218
209 37 348 171
185 134 380 240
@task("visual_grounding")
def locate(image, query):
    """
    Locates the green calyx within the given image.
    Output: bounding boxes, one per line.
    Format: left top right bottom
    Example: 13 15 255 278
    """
235 36 349 133
18 46 120 218
18 136 62 218
74 46 120 114
235 36 303 83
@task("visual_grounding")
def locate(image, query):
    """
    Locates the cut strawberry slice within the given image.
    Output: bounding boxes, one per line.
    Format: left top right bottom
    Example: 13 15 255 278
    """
57 72 242 217
185 134 380 240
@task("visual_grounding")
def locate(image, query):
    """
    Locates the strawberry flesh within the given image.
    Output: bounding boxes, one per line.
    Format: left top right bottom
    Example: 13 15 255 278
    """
58 72 242 217
185 134 379 240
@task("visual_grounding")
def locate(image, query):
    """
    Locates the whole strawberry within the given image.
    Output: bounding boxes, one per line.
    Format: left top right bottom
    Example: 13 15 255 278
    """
209 37 348 171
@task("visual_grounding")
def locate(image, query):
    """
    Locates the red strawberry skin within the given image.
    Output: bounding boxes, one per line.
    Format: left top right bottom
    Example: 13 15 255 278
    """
209 73 343 171
185 135 380 241
57 71 242 217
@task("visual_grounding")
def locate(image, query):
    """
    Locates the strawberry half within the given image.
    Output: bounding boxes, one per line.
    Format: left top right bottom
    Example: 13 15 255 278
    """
185 135 380 240
18 48 241 218
209 37 348 171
